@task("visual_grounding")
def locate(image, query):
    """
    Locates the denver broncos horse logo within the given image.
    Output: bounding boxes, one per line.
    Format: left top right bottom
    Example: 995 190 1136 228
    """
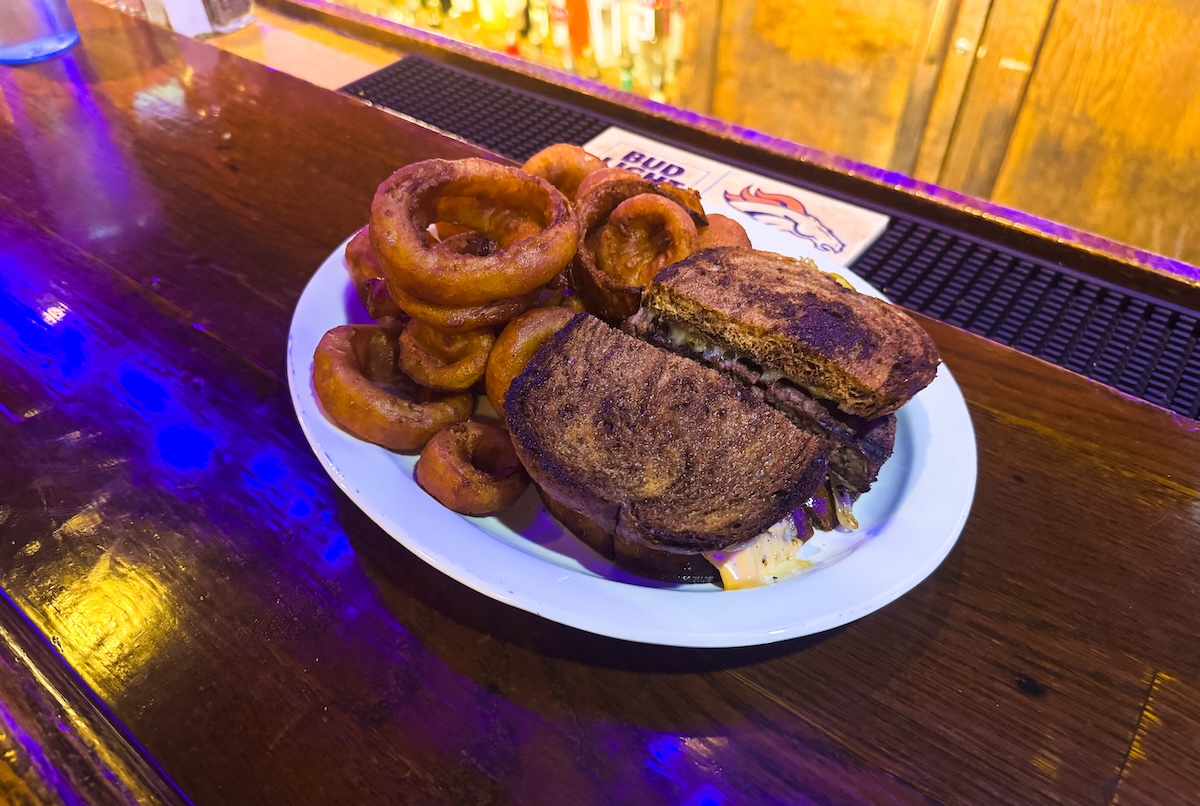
723 187 845 254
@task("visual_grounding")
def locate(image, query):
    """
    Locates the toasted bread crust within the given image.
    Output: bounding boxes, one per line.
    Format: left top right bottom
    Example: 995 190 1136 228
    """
538 489 719 584
644 248 940 419
505 314 830 554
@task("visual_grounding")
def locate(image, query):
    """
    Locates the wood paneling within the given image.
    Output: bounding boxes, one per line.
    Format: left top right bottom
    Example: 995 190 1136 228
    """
988 0 1200 265
932 0 1056 195
910 0 991 178
709 0 942 169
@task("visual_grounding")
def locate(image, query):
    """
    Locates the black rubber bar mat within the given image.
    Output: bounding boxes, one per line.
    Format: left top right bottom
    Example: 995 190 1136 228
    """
342 56 1200 418
853 220 1200 418
342 55 609 162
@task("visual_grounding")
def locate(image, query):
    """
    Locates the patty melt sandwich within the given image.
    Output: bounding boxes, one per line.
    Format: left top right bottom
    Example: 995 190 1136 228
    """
507 248 941 588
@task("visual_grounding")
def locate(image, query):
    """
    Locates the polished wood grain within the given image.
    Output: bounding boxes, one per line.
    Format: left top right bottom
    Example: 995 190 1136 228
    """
1 3 1199 803
1111 674 1200 805
0 597 185 804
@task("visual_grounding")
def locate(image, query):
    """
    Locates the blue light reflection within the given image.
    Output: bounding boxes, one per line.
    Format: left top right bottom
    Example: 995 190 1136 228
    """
155 423 215 471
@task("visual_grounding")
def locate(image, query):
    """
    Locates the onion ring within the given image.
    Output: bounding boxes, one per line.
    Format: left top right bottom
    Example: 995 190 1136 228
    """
388 280 543 334
433 196 544 245
697 214 752 249
573 186 700 319
597 194 699 283
345 226 404 320
371 158 578 306
399 319 496 392
576 170 708 227
653 184 707 225
574 166 641 201
485 306 576 414
313 325 473 451
415 422 530 515
522 144 606 201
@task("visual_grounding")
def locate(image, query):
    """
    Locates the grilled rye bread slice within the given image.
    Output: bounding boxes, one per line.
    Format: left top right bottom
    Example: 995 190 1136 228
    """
538 488 719 584
504 314 830 556
636 247 939 420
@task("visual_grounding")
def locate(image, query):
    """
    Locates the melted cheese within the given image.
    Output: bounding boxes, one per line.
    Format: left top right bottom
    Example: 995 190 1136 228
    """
827 272 854 290
662 320 727 361
704 517 814 590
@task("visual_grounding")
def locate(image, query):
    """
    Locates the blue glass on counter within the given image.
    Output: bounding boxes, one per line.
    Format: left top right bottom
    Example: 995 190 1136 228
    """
0 0 80 64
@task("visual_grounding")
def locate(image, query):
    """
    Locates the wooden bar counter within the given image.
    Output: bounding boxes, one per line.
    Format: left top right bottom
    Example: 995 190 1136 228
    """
1 3 1198 803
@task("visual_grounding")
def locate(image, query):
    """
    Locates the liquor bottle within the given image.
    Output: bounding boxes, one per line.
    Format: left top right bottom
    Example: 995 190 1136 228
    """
475 0 507 48
415 0 443 28
548 0 572 71
506 0 530 55
622 0 657 95
663 0 684 100
443 0 476 39
565 0 591 72
526 0 550 50
589 0 625 87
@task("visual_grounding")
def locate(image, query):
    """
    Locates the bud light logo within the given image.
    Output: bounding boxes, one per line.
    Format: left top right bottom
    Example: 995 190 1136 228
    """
723 187 845 254
599 150 691 187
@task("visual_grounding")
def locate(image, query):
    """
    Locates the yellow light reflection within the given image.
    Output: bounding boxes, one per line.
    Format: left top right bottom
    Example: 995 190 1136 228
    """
682 735 728 760
42 553 178 697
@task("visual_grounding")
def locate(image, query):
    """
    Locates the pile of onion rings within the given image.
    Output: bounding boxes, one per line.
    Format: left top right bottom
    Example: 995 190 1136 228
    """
312 144 751 517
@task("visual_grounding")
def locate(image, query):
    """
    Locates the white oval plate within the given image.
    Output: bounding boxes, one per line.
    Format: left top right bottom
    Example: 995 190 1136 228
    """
287 235 977 647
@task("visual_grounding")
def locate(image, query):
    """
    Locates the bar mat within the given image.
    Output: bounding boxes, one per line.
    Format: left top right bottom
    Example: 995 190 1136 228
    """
342 57 1200 418
852 219 1200 418
342 56 609 162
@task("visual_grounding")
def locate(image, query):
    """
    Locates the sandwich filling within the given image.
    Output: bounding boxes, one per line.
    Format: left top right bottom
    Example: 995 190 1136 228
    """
703 503 870 590
704 513 813 590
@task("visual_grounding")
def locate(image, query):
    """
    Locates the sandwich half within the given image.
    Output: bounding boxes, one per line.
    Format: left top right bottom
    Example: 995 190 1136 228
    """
627 247 940 498
504 313 831 582
632 247 939 419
